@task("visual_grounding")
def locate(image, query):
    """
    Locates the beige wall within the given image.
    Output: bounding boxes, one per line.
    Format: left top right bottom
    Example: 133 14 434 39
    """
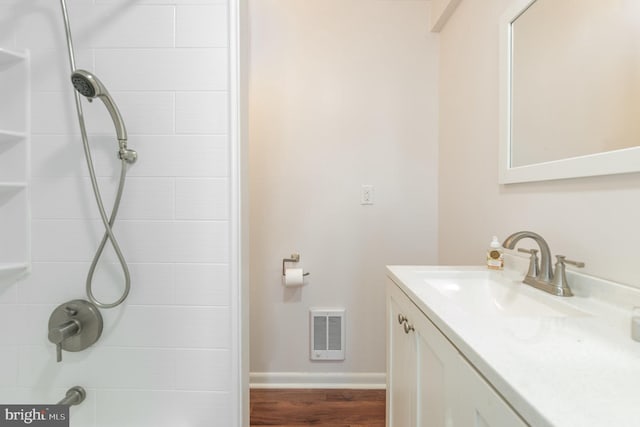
249 0 439 380
438 0 640 288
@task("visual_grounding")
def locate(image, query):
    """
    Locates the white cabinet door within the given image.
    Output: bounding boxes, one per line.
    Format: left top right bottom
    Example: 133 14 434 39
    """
387 278 529 427
387 288 417 427
413 306 458 427
454 357 528 427
388 281 459 427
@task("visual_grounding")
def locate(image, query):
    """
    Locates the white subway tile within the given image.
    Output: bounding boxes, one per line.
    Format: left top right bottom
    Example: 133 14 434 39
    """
0 388 34 405
17 345 73 386
80 92 175 136
99 307 171 347
170 221 229 263
31 135 96 178
73 5 175 49
0 287 17 306
175 92 229 134
31 92 78 135
42 262 176 307
15 305 53 346
32 134 229 179
30 49 94 93
100 306 230 348
0 134 26 181
113 222 171 263
0 31 13 48
18 346 174 389
113 177 175 220
111 221 172 263
32 220 101 262
174 263 229 306
16 3 174 49
95 49 228 91
96 390 231 427
90 348 176 388
175 349 230 391
125 135 229 178
13 1 68 50
171 306 230 348
31 177 94 219
0 347 18 386
0 307 20 345
17 262 87 304
124 263 175 305
88 220 229 264
175 178 228 220
176 5 229 48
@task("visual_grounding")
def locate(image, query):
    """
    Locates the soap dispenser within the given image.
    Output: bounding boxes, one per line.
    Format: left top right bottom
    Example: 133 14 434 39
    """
487 236 504 270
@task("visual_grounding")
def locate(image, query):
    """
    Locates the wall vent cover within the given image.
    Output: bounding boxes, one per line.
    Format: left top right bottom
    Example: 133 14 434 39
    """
310 309 345 361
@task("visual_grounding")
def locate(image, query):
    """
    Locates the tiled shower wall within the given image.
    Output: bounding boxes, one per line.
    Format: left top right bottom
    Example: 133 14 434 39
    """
0 0 238 425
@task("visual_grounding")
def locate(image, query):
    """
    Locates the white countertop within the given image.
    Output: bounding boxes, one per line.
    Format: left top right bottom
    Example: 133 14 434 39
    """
386 260 640 427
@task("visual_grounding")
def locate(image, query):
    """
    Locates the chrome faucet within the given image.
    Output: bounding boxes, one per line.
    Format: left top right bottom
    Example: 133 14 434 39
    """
502 231 583 297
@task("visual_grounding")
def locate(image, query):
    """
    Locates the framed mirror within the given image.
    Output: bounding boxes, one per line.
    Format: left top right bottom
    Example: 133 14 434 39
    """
499 0 640 184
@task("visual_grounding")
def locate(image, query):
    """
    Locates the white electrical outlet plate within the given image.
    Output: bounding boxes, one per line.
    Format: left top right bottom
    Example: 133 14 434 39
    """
361 185 374 205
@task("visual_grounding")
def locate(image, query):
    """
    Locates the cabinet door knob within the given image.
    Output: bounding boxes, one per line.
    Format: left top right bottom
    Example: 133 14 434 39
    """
403 322 414 334
398 314 408 325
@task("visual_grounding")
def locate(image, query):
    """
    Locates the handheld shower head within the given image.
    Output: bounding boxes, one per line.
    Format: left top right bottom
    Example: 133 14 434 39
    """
71 70 103 98
70 69 128 144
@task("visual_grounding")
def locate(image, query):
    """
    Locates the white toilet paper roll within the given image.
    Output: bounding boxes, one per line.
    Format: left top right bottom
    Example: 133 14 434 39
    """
283 268 304 287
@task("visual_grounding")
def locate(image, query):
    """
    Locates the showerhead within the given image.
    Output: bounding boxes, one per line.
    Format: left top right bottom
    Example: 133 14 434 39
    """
70 69 128 144
71 70 102 98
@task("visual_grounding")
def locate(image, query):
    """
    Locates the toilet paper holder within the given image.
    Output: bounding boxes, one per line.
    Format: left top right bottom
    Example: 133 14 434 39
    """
282 253 310 277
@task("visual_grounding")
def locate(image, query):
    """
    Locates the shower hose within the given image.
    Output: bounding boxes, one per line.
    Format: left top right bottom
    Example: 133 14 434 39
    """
59 0 133 309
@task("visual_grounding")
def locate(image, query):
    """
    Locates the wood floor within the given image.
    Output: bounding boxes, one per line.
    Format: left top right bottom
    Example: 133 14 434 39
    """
250 388 386 427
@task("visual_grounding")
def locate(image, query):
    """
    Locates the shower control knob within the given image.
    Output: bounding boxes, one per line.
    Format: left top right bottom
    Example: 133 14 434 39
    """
48 299 103 363
48 320 80 362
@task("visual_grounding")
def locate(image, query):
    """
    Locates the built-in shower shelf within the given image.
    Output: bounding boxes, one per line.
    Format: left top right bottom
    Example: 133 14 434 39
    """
0 182 27 191
0 49 27 67
0 262 29 276
0 129 26 143
0 46 29 276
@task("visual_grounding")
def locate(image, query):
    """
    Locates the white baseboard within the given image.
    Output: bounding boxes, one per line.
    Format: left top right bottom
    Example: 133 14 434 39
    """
250 372 386 389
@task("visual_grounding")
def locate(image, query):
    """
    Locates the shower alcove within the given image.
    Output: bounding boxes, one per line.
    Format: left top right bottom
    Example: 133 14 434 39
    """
0 48 30 277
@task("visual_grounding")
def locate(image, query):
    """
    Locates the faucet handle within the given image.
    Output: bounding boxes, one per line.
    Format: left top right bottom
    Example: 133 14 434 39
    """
517 248 538 255
558 255 585 268
551 255 584 297
48 320 81 363
518 248 540 279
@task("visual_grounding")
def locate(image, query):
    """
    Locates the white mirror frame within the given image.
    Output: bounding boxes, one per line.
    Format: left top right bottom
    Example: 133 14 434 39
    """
498 0 640 184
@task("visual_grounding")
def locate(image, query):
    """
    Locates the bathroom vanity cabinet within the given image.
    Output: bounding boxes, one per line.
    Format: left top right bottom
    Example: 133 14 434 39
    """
386 279 527 427
0 48 30 276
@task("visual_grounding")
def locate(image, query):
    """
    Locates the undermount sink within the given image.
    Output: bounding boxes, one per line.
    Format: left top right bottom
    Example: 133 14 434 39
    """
413 270 589 318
